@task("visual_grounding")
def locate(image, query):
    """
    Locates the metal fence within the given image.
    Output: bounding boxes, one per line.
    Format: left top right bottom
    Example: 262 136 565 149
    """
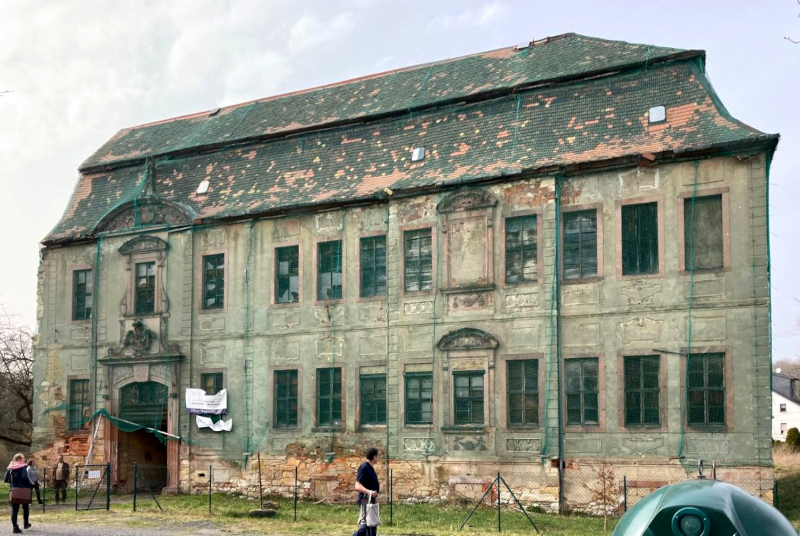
74 464 110 511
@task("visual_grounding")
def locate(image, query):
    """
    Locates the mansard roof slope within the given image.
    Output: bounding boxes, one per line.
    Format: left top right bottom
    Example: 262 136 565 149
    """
43 34 777 245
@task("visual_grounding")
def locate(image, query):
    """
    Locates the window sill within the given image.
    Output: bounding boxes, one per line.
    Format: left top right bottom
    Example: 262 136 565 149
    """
314 299 343 306
440 285 495 295
271 301 302 309
562 276 603 286
679 267 728 276
198 307 226 315
357 425 388 432
618 272 663 281
312 426 345 433
357 295 388 303
504 426 541 432
441 425 487 434
502 280 539 288
272 426 300 433
403 424 434 429
685 425 729 433
402 290 434 298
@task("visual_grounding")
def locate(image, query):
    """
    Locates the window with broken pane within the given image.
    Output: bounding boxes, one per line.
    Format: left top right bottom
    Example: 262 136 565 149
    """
688 353 725 426
507 359 539 427
404 229 432 292
684 195 723 271
274 370 298 427
203 254 225 310
360 374 387 425
317 367 342 426
135 262 156 315
69 379 90 430
621 202 659 275
563 210 598 280
275 246 299 303
360 236 387 298
73 269 93 320
317 241 342 301
505 215 537 284
453 371 484 425
405 373 433 425
624 356 660 427
200 372 223 396
565 358 599 426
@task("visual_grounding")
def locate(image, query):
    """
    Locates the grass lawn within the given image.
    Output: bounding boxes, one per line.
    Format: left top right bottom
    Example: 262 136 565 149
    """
0 489 619 535
774 444 800 531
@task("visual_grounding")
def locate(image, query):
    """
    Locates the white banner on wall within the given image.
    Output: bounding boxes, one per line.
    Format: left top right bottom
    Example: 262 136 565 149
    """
185 388 228 415
196 415 233 432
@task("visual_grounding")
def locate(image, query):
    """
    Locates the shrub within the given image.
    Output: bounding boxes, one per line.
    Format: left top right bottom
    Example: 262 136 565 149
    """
786 427 800 450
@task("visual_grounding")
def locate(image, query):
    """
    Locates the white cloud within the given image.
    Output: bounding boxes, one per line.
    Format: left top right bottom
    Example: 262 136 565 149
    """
434 2 509 31
288 12 356 53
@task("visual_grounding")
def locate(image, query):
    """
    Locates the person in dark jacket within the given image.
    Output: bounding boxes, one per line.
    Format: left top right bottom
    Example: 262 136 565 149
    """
4 453 32 534
353 447 380 536
52 455 69 504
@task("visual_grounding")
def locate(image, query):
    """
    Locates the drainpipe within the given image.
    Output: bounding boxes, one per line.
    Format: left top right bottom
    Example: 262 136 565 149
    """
554 175 565 513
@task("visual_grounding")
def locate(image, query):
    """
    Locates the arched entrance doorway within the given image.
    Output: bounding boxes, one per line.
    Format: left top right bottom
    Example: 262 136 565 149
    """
117 381 169 493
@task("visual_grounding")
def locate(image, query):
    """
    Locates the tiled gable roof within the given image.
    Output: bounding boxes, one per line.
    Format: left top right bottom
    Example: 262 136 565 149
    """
45 51 775 245
80 34 691 171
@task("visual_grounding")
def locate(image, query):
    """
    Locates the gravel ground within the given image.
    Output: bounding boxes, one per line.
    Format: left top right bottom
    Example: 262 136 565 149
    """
15 520 231 535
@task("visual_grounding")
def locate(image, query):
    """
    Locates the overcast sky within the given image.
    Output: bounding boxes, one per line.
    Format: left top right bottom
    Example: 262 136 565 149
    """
1 0 798 359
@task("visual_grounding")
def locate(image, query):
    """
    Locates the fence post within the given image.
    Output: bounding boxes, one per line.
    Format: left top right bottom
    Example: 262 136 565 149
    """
623 476 627 513
133 462 138 512
42 469 46 514
75 466 79 511
257 452 263 510
106 463 111 511
293 466 298 522
497 472 501 533
389 468 393 527
774 480 779 509
208 465 212 515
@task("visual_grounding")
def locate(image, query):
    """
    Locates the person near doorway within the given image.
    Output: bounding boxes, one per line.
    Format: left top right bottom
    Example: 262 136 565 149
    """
353 447 380 536
52 455 70 504
4 453 33 534
27 459 42 504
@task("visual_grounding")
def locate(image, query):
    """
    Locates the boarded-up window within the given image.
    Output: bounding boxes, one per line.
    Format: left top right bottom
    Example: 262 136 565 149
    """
135 262 156 315
360 236 387 298
317 241 342 301
316 367 342 426
360 374 387 425
274 370 298 427
624 356 660 426
505 215 537 283
73 269 93 320
684 195 723 271
454 371 484 425
507 360 539 427
275 246 299 303
621 203 658 276
563 210 598 280
688 353 725 426
565 358 599 425
203 254 225 310
404 229 433 292
405 373 433 425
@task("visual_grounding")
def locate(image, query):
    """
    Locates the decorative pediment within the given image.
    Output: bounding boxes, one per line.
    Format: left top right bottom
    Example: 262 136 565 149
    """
437 328 499 351
95 198 194 233
108 320 157 358
436 188 498 214
118 236 168 256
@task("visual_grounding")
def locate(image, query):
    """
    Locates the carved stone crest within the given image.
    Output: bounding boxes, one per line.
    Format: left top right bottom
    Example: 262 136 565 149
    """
95 198 194 233
452 436 487 451
436 188 498 214
437 328 499 351
108 320 157 358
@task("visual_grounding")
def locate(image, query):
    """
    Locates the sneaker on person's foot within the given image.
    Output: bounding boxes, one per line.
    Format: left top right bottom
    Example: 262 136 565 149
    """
24 523 31 529
13 527 22 534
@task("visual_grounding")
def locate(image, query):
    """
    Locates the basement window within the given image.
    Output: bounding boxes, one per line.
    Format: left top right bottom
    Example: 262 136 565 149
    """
648 106 666 124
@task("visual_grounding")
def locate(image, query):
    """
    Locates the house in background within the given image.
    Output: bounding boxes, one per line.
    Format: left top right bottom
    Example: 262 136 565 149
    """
773 371 800 441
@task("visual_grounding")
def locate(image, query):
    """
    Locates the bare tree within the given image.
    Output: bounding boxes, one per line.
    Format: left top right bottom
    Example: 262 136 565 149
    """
775 358 800 379
0 306 33 447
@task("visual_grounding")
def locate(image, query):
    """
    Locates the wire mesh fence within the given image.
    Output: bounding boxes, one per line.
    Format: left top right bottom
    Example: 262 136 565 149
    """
74 463 110 511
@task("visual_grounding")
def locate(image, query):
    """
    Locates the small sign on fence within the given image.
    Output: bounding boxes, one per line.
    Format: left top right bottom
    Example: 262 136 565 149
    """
88 470 101 479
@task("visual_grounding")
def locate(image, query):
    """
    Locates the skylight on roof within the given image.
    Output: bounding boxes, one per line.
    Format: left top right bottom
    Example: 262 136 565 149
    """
196 179 210 195
648 105 666 123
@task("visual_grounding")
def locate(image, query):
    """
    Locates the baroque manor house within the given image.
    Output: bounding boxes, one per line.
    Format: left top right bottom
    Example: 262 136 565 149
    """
33 34 778 505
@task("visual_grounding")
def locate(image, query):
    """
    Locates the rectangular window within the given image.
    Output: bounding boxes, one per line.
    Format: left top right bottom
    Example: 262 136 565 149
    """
275 246 300 304
780 404 787 412
69 379 90 430
135 262 156 315
360 374 387 425
405 373 433 425
200 373 223 396
624 356 660 427
274 370 298 428
565 358 599 425
684 195 723 271
507 360 539 427
453 371 484 425
360 236 387 298
317 241 343 301
563 210 598 280
687 353 725 426
781 423 788 433
72 269 93 320
203 254 225 310
505 215 538 284
404 229 433 292
316 367 342 426
621 202 659 276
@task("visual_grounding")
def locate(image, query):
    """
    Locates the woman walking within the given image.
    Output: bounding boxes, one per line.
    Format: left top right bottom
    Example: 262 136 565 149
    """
27 459 42 505
3 453 33 534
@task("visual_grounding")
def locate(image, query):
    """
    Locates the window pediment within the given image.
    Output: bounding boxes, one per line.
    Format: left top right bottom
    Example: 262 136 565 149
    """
437 328 499 351
436 188 498 214
95 198 194 234
118 236 168 256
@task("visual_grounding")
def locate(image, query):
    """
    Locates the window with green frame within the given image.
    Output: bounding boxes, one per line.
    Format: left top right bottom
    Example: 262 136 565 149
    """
274 370 298 428
73 269 93 320
565 358 599 425
624 356 660 426
505 215 538 284
203 254 225 310
621 202 658 275
360 374 387 425
453 371 484 425
563 210 598 280
317 241 343 301
275 246 300 304
404 229 432 292
69 379 90 430
688 353 725 426
316 367 342 426
200 372 223 395
135 262 156 315
507 359 538 427
360 236 387 298
405 373 433 425
684 195 723 271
